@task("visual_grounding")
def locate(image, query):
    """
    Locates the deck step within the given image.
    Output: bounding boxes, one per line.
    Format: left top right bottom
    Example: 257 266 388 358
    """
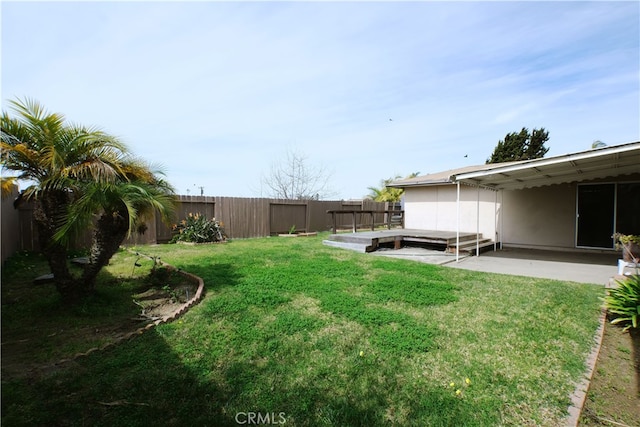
322 240 373 253
328 234 377 245
448 238 495 254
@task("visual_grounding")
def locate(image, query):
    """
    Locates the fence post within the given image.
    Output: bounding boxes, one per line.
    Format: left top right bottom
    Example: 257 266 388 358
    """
332 211 337 234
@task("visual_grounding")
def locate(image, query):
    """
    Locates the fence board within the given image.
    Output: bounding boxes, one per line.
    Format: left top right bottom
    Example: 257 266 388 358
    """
1 186 21 263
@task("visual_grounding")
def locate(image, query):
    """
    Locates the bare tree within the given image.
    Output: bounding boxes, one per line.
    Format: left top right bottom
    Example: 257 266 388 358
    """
261 149 334 200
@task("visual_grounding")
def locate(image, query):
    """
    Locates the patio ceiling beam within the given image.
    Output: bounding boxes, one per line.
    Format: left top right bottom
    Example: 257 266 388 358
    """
459 180 499 191
486 167 640 190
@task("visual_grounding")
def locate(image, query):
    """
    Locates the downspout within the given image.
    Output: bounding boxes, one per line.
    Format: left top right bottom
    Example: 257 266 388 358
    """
456 181 460 262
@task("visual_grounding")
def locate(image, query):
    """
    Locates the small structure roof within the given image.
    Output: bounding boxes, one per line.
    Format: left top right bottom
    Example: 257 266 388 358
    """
390 141 640 191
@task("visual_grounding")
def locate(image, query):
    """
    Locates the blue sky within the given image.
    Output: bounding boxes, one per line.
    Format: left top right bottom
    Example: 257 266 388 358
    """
2 1 638 199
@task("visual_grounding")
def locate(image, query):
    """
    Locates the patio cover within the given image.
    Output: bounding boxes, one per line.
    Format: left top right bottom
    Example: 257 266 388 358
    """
453 141 640 190
390 141 640 190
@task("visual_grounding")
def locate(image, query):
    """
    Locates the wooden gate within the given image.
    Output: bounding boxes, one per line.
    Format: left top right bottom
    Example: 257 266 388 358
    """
269 203 307 235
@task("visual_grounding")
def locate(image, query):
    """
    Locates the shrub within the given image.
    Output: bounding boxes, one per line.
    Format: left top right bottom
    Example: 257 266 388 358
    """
171 213 227 244
603 275 640 331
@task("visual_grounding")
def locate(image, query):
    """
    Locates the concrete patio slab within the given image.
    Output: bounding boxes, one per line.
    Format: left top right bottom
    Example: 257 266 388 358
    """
447 247 620 285
372 246 622 285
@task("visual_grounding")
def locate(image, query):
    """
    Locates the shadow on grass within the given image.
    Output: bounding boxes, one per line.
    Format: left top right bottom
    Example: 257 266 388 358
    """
2 331 487 427
1 257 244 426
1 254 151 378
2 330 239 426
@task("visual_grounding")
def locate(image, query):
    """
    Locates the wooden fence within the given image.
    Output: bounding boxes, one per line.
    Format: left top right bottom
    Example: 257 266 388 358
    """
1 185 21 263
1 194 392 260
155 196 390 242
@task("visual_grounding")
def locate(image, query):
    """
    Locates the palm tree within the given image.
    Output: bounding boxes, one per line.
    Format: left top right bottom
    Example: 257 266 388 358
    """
367 172 419 202
1 176 17 199
1 98 176 301
58 164 176 291
367 176 402 202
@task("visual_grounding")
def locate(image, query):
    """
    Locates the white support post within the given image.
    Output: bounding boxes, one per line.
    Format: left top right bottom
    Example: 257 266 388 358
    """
500 190 504 250
494 189 498 251
476 185 480 256
456 182 460 262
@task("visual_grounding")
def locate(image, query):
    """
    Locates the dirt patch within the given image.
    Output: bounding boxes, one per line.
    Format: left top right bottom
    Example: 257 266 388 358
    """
580 323 640 426
133 283 198 319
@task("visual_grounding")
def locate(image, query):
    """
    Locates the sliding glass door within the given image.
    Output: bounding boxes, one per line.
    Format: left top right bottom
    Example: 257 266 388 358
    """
576 184 615 248
616 182 640 235
576 182 640 249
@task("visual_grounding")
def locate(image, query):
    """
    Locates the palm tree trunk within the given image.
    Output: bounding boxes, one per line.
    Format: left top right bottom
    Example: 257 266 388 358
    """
81 209 129 289
33 193 80 301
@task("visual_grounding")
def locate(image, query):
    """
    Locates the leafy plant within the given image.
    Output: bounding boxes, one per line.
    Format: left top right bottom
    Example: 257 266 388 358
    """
612 233 640 264
162 285 180 303
602 275 640 331
288 224 297 234
149 266 171 287
171 213 226 243
612 232 640 247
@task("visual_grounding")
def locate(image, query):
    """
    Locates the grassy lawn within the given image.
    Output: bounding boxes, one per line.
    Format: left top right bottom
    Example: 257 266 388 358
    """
2 234 604 426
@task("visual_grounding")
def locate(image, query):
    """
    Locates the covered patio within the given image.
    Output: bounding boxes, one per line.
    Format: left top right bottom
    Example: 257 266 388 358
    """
389 141 640 259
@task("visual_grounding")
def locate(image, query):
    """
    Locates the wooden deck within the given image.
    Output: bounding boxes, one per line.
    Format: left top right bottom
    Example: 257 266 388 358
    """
323 229 495 254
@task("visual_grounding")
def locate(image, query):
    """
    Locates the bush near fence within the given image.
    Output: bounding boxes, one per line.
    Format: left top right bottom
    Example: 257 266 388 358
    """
1 194 392 262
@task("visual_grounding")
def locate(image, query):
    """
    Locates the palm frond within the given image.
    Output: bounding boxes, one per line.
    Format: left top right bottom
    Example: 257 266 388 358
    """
0 176 18 199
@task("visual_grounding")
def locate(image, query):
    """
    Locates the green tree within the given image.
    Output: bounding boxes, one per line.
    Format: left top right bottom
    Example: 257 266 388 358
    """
486 127 549 164
367 172 419 202
1 98 176 301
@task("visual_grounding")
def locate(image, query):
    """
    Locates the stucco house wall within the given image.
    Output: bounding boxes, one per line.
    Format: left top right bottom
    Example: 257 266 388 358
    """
403 184 498 240
501 183 576 250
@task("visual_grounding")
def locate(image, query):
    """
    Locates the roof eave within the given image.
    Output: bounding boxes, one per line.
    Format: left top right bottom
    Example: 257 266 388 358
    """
388 178 454 188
